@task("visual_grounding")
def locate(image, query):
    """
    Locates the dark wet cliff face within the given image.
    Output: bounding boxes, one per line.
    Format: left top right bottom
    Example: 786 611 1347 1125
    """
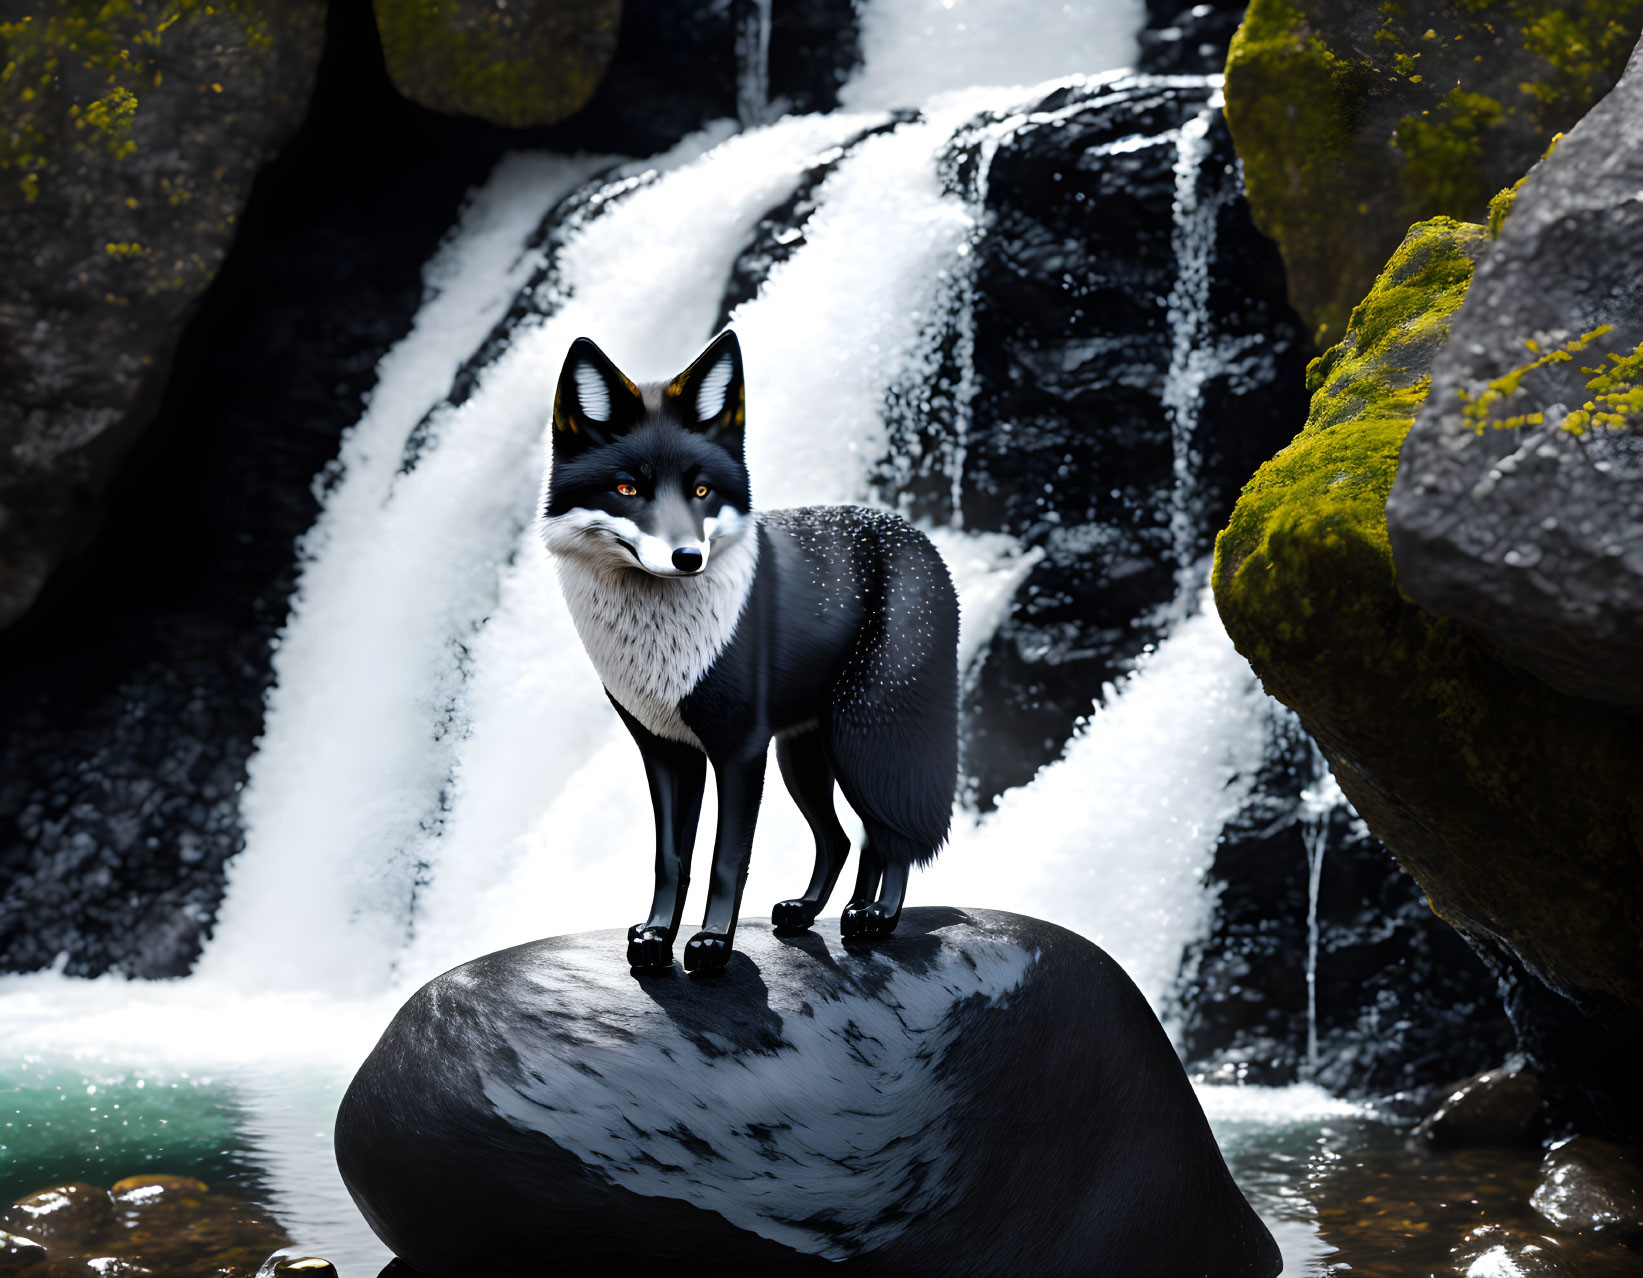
0 0 495 978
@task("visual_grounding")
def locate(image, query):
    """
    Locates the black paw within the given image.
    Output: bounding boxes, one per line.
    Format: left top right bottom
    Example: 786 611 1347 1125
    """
682 932 732 972
841 901 901 939
627 925 674 969
771 900 818 932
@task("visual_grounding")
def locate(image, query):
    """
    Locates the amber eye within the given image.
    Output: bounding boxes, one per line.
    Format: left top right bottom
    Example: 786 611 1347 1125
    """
616 482 638 497
694 484 710 499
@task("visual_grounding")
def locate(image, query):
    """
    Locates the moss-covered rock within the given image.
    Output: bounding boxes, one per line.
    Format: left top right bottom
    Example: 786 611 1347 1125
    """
1214 216 1643 1135
1223 0 1643 345
371 0 619 128
1388 34 1643 712
0 0 326 629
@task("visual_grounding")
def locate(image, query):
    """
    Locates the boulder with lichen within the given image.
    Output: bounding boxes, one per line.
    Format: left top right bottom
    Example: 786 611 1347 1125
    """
1387 33 1643 713
1212 212 1643 1136
369 0 620 128
1223 0 1643 345
0 0 327 631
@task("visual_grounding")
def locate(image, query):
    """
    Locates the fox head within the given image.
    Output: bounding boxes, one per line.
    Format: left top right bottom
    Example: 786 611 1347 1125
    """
540 330 753 578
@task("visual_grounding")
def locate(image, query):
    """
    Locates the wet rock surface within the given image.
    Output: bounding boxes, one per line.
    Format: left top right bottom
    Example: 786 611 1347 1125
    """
1532 1138 1643 1241
939 77 1309 802
1388 34 1643 714
337 909 1281 1278
0 0 326 633
1138 0 1245 75
370 0 619 127
1417 1067 1544 1150
0 0 516 978
1176 710 1515 1099
0 1176 285 1278
0 1228 47 1270
0 1185 113 1250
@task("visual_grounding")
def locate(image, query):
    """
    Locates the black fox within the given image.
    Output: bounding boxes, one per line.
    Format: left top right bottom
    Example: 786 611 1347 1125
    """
539 330 960 972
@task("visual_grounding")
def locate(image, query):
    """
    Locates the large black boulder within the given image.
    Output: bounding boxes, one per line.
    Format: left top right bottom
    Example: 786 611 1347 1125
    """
336 909 1280 1277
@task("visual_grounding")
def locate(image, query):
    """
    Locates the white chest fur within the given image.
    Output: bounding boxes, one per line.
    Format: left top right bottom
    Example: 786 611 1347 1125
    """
553 526 759 747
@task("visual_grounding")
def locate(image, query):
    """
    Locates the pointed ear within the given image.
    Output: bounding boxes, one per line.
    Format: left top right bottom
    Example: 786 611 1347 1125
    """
553 338 644 452
664 330 745 453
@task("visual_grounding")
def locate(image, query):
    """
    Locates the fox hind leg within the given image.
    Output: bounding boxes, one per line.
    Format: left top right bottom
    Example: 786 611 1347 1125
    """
841 822 912 939
772 727 852 932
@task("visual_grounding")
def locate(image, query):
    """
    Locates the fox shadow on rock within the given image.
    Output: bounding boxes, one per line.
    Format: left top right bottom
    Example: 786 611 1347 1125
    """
337 908 1281 1278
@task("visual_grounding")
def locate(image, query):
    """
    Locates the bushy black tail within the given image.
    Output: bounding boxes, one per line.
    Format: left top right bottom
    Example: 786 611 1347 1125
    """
824 519 959 868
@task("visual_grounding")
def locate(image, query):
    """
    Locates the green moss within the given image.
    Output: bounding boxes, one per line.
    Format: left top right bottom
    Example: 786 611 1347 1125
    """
1217 218 1484 618
1223 0 1375 345
1223 0 1643 346
1393 89 1505 216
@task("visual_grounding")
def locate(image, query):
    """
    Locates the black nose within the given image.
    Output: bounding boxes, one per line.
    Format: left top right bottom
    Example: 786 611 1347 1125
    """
672 547 703 572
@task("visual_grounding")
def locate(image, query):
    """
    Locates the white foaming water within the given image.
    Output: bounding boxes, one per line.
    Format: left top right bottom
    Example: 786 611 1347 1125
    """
1163 91 1230 607
843 0 1146 110
923 586 1267 1010
0 4 1342 1274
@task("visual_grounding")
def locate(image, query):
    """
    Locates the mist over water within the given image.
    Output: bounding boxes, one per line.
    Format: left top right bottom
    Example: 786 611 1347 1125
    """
0 5 1348 1272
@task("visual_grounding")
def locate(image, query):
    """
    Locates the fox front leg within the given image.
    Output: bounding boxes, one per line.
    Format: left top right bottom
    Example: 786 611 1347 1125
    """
683 747 767 973
613 701 706 970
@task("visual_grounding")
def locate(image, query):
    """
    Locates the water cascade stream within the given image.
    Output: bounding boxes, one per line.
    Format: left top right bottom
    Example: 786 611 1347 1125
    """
0 4 1361 1273
1299 746 1345 1079
735 0 774 127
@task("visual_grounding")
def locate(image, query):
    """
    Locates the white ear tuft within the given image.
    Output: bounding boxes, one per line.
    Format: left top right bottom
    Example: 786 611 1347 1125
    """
694 352 735 423
575 360 612 422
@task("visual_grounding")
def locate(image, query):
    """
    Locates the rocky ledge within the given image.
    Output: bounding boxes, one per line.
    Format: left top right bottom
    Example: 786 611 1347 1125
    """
336 908 1280 1278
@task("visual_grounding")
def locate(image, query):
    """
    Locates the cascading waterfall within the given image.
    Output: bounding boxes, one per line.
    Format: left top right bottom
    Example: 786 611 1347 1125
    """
0 3 1356 1272
1163 94 1230 610
198 76 1270 1002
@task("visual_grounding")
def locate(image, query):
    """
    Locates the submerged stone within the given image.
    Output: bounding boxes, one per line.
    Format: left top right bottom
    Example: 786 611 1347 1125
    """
109 1176 210 1207
1 1173 286 1277
0 1229 46 1271
337 909 1280 1278
1531 1138 1643 1240
1416 1066 1543 1149
0 1184 113 1252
